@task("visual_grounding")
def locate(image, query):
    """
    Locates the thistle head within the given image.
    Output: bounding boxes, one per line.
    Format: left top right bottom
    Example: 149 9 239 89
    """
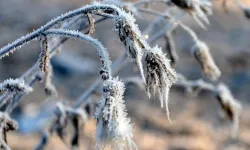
192 40 221 81
142 46 177 122
95 77 135 150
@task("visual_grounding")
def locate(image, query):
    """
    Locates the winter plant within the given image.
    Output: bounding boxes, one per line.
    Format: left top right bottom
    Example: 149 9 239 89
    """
0 0 247 149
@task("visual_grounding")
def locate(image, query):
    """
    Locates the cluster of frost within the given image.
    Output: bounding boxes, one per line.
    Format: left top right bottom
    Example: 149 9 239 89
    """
0 78 33 94
95 78 135 150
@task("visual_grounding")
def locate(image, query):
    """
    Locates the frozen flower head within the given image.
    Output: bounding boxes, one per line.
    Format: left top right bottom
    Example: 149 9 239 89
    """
142 46 177 122
170 0 212 28
192 40 221 81
216 83 242 138
95 78 136 150
116 11 146 82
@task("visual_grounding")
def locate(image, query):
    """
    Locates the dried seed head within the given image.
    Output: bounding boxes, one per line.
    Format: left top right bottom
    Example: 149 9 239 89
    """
192 40 221 81
142 46 177 122
0 78 33 94
171 0 212 28
95 78 135 150
216 83 242 138
116 12 147 83
43 64 57 97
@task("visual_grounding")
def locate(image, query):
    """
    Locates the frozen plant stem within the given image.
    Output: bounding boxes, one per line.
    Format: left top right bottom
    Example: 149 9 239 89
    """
44 29 112 80
0 16 108 110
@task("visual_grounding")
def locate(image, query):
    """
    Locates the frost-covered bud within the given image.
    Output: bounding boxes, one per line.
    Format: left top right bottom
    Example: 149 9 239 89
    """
116 12 146 82
192 40 221 81
95 78 135 150
215 83 242 138
0 78 33 94
142 46 177 122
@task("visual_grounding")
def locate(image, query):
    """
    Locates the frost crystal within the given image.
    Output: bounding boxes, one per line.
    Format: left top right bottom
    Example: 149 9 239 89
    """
0 78 33 94
142 46 177 122
95 78 136 150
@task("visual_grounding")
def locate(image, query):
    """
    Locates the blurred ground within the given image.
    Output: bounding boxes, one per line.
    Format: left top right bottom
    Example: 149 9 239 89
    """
1 0 250 150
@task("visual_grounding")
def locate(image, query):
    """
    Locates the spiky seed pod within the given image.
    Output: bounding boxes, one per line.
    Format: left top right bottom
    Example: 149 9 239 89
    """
215 83 242 138
192 40 221 81
116 12 147 83
142 46 177 122
95 78 135 150
0 78 33 94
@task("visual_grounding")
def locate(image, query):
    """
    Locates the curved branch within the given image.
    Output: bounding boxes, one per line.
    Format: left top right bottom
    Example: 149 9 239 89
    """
44 29 112 80
0 4 124 59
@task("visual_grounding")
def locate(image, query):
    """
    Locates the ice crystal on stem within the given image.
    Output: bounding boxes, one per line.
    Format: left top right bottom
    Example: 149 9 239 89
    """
95 78 135 150
142 46 177 122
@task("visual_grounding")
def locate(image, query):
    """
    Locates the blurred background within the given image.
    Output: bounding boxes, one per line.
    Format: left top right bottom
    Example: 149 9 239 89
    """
0 0 250 149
